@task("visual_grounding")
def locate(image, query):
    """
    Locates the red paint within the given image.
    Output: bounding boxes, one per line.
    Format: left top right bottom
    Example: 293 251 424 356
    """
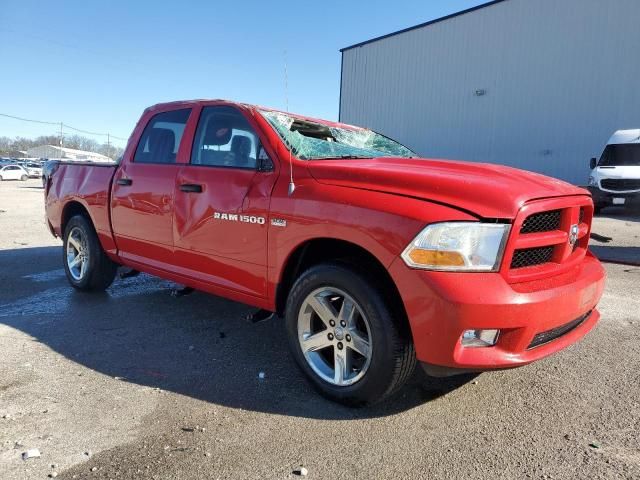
389 253 604 367
44 99 606 372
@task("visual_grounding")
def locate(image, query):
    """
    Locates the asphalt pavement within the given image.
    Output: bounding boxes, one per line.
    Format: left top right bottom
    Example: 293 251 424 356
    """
1 179 639 479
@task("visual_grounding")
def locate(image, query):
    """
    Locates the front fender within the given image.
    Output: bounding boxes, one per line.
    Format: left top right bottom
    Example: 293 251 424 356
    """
266 180 478 307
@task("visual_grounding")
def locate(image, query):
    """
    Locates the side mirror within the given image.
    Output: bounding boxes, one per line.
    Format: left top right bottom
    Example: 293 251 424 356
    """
257 146 274 172
590 157 597 170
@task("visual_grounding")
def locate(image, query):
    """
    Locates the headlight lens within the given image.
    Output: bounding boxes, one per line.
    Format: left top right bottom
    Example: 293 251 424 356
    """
401 222 511 271
588 175 597 186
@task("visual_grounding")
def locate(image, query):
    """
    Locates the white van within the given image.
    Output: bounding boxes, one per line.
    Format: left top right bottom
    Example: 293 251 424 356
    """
589 129 640 213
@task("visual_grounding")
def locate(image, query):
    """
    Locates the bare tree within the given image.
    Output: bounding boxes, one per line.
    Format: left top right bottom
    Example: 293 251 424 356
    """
0 134 123 160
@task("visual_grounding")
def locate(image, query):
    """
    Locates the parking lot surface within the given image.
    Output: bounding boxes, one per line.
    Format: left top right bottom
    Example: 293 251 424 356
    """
1 179 639 479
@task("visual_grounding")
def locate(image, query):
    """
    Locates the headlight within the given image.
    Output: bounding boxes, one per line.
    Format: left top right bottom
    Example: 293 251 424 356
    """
588 176 597 186
401 222 511 272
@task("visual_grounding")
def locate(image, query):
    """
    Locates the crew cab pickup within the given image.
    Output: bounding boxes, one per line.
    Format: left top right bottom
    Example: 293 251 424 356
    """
44 100 605 405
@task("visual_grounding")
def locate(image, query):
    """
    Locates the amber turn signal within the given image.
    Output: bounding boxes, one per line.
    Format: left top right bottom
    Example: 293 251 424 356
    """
407 249 465 267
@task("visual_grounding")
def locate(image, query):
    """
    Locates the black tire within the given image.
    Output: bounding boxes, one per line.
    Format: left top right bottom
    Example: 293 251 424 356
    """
20 174 28 181
285 262 415 406
594 205 603 215
62 215 117 292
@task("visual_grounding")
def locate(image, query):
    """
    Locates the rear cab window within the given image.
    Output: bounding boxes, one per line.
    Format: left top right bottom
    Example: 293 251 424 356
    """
134 109 191 164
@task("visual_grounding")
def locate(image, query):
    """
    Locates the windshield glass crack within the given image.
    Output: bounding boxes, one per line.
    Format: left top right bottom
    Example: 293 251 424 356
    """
259 110 416 160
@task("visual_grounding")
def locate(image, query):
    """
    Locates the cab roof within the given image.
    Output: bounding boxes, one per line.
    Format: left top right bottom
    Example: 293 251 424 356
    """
145 99 364 131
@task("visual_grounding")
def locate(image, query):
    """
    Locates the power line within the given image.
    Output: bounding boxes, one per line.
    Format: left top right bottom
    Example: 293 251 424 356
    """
62 123 127 140
0 112 128 141
0 112 58 126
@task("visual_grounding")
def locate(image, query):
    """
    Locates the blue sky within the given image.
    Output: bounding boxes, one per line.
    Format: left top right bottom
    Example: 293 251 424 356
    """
1 0 485 147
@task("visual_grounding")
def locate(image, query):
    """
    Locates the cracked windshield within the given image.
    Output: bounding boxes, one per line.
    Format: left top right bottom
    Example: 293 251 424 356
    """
260 110 416 160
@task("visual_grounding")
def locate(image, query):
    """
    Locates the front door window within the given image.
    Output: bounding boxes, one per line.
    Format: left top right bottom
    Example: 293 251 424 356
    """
191 106 259 169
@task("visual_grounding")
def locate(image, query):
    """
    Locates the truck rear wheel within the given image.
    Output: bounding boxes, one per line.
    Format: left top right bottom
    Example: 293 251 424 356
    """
285 263 415 406
62 215 117 292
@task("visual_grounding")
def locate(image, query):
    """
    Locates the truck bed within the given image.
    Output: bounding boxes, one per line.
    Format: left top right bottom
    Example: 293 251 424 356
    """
44 161 118 255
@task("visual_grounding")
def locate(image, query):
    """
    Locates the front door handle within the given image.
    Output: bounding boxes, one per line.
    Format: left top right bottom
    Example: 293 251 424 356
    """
116 178 132 186
180 183 203 193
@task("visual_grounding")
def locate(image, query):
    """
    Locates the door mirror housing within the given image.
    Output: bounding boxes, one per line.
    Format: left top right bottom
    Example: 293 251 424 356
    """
590 157 597 170
257 146 274 172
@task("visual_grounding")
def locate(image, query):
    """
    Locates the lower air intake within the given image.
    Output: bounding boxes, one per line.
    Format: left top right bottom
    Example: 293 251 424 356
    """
528 311 592 349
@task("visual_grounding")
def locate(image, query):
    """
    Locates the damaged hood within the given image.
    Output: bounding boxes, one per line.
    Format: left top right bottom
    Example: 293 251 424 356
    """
307 157 587 218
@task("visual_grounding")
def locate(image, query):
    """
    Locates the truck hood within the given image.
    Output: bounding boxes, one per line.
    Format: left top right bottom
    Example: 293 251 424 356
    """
307 157 587 218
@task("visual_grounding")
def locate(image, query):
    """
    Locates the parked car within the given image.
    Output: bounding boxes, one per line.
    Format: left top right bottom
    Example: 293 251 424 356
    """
42 160 57 187
588 129 640 212
43 100 605 406
0 164 29 181
25 162 43 178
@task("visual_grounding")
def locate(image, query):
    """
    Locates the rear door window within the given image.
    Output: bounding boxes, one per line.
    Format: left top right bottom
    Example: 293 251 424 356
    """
191 106 258 169
134 109 191 164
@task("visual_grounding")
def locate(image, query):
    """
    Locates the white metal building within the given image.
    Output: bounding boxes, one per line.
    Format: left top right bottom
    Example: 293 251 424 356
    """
339 0 640 184
25 145 112 162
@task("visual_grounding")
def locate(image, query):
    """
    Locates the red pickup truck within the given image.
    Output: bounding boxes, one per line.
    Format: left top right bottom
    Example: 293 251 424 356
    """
44 100 605 405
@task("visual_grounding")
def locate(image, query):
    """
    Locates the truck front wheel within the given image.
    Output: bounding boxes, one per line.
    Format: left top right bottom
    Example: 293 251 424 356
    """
62 215 117 292
285 263 415 406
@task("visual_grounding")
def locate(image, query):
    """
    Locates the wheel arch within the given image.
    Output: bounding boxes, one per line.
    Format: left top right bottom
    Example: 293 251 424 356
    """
275 237 412 341
61 200 96 236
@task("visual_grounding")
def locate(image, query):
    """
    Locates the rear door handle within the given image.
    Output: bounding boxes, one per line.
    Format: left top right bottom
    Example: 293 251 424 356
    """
180 183 203 193
116 178 132 186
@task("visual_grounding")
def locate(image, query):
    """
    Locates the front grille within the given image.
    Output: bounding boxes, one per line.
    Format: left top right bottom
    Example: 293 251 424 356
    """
528 311 592 349
520 210 561 234
600 179 640 191
507 202 591 277
510 246 554 269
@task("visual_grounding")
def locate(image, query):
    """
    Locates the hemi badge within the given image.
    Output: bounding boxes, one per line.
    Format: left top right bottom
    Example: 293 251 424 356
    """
271 218 287 227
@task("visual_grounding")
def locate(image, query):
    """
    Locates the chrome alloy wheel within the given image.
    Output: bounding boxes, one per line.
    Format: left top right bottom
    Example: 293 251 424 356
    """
66 226 89 281
298 287 373 386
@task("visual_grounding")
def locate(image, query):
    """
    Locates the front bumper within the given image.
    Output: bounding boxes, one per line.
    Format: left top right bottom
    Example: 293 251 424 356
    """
389 252 605 373
588 186 640 207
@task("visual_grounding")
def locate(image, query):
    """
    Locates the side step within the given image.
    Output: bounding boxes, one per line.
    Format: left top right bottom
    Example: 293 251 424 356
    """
119 269 140 279
248 309 276 323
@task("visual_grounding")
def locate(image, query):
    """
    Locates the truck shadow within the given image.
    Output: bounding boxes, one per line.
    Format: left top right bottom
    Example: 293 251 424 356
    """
591 208 640 264
594 207 640 223
590 246 640 265
0 246 475 420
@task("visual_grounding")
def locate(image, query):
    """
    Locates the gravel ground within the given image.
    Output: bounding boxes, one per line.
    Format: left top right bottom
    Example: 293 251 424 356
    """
0 179 639 479
0 179 59 250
